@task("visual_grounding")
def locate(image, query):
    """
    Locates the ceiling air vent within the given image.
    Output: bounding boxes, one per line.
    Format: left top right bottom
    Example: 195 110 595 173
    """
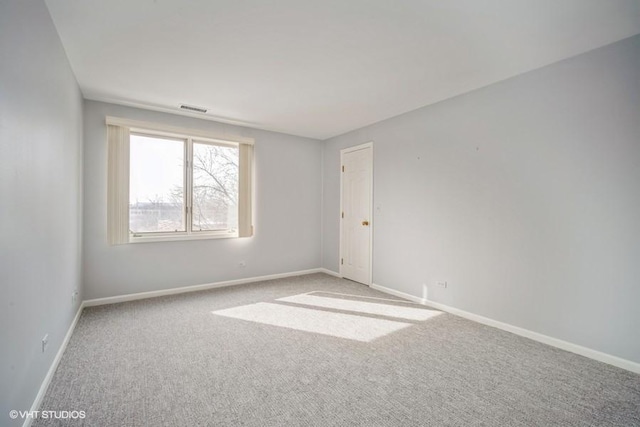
180 104 208 113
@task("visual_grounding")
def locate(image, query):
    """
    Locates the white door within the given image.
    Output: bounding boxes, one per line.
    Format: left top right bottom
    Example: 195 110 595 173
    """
340 144 372 285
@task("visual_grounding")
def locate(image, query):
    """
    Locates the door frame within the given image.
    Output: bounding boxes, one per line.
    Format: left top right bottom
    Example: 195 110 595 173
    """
339 142 373 286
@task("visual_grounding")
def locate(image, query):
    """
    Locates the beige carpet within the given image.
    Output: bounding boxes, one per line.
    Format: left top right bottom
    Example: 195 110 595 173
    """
34 273 640 426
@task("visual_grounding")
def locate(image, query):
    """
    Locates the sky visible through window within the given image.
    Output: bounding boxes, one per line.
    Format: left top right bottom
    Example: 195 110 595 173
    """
129 134 184 233
130 134 184 205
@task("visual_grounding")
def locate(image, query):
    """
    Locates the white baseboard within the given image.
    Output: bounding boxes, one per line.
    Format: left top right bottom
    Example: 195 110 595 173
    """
84 268 326 307
371 283 640 374
370 283 428 305
318 268 341 278
23 302 85 427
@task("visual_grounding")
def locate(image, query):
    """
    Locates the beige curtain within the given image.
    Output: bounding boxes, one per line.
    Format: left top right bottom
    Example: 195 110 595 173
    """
238 143 254 237
106 125 130 245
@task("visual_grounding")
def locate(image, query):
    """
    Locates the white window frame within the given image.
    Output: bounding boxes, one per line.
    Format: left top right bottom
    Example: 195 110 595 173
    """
106 116 254 244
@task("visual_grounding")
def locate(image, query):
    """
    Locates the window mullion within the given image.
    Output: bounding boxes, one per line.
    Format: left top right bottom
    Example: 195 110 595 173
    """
185 138 193 234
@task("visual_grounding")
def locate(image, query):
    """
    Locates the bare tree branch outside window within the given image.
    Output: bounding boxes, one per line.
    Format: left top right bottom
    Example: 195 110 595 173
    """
172 143 239 231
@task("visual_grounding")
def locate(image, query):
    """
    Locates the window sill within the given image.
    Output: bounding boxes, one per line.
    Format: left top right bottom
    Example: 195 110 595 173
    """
129 232 239 244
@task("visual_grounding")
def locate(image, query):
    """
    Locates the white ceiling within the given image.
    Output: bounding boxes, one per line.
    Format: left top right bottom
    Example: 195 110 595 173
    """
45 0 640 140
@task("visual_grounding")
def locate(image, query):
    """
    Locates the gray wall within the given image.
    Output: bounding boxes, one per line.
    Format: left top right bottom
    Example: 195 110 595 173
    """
0 0 84 422
322 35 640 364
83 101 322 299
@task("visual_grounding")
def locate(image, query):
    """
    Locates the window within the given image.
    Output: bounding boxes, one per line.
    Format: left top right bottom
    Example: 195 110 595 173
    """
130 134 186 234
129 134 240 237
106 117 253 244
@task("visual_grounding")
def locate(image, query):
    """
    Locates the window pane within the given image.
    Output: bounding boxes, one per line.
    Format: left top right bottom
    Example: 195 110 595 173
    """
129 134 185 233
192 142 239 231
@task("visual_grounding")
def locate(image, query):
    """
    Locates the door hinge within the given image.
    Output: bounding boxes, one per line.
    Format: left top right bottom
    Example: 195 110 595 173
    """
342 165 344 172
341 212 344 218
341 258 344 265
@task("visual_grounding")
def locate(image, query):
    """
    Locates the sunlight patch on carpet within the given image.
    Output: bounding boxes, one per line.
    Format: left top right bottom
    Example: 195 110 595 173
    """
277 293 442 321
212 302 410 342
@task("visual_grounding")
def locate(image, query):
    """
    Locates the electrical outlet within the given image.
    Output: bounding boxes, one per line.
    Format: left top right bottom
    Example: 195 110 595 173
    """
71 289 79 304
42 334 49 353
437 281 448 288
238 261 247 268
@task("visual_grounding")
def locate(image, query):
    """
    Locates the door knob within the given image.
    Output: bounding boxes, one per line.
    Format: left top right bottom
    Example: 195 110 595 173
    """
362 220 369 226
